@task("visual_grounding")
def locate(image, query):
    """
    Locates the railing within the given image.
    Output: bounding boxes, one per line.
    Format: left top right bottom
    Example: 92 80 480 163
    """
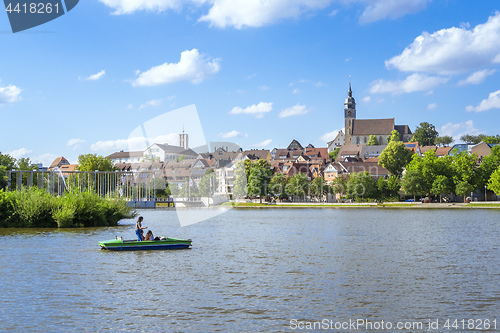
4 170 165 201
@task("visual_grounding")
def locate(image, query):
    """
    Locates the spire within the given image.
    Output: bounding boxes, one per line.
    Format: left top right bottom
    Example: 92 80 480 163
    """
348 76 352 97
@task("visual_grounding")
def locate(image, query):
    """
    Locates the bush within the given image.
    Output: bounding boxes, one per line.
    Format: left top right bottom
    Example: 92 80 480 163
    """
0 188 137 228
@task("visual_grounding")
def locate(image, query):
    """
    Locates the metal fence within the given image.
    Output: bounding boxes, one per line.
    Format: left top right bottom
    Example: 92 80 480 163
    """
5 170 164 201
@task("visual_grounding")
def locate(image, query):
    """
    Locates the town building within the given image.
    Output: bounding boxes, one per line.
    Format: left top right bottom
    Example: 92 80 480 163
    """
343 83 412 145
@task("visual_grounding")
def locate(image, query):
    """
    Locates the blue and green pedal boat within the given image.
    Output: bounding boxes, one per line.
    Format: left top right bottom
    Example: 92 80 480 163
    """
99 237 192 251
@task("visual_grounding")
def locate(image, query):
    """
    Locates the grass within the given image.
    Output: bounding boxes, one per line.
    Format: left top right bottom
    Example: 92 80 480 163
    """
222 201 500 209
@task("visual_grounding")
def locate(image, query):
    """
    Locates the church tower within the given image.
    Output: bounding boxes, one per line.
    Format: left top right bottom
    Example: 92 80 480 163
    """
344 82 356 144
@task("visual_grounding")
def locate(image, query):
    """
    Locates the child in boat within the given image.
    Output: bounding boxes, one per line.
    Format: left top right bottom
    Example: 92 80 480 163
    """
144 230 154 241
135 216 148 241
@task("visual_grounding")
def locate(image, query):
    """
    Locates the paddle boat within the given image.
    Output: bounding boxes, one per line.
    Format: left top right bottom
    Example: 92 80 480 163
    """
99 236 192 251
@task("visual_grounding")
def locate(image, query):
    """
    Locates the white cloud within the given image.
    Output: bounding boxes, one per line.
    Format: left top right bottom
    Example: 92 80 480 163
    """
67 138 85 146
439 120 480 143
0 84 22 105
6 148 32 159
369 73 449 94
90 133 178 152
67 139 86 150
251 139 272 148
359 0 431 24
199 0 332 29
229 102 273 118
218 130 248 138
362 96 371 103
427 103 437 110
132 49 221 86
458 69 496 86
98 0 194 15
292 88 301 94
279 104 310 118
99 0 431 27
466 90 500 113
32 153 58 167
259 85 270 91
84 70 106 81
386 12 500 75
320 129 341 142
139 99 162 109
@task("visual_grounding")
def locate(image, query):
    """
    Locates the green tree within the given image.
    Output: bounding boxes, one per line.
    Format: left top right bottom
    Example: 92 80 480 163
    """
347 172 377 200
77 154 116 171
435 136 453 147
386 175 401 198
431 175 453 202
149 177 171 198
460 134 485 145
0 152 16 170
386 129 401 143
456 180 474 202
487 166 500 195
331 175 348 199
451 151 478 191
329 147 340 160
233 160 248 198
478 145 500 188
402 169 424 202
412 122 438 146
377 176 387 198
269 173 288 199
378 141 413 177
199 169 217 196
367 135 379 146
169 184 181 197
247 159 272 202
483 135 500 144
406 150 454 196
0 165 7 189
310 176 328 200
286 173 309 198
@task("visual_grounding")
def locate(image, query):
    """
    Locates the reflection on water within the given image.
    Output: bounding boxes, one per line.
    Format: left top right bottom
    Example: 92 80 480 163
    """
0 208 499 332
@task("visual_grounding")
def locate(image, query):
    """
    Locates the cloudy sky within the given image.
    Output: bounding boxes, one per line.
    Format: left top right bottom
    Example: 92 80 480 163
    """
1 1 499 165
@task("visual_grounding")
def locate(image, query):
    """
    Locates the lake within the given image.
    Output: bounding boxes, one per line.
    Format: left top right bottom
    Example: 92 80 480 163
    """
0 208 499 332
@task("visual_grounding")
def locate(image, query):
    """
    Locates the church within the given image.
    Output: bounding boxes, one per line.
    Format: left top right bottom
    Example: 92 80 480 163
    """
341 83 412 145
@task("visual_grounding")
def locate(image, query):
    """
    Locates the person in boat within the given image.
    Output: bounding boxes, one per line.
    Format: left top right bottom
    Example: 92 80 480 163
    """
135 216 148 241
144 230 154 241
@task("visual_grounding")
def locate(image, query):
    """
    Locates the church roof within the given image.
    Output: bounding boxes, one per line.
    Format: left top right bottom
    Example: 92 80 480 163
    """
352 118 395 135
395 125 412 135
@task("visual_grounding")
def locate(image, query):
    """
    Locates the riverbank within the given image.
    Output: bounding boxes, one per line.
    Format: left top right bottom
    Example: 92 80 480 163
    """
222 201 500 209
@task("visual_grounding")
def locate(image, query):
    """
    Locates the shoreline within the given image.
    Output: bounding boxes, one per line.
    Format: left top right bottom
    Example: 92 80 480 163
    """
223 202 500 209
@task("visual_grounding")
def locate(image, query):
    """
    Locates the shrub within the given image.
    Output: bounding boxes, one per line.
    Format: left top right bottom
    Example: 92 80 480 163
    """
0 188 136 228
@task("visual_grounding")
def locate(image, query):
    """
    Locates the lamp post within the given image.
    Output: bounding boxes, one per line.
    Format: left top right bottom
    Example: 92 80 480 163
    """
485 185 487 202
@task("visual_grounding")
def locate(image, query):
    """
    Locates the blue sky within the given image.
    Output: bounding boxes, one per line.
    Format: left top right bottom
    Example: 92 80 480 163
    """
1 0 500 166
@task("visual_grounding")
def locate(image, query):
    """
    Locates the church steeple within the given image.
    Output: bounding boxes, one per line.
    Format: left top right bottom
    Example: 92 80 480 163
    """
344 81 356 144
344 81 356 118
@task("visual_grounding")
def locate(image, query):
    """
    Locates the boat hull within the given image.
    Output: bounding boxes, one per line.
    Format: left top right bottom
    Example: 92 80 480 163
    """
99 238 192 251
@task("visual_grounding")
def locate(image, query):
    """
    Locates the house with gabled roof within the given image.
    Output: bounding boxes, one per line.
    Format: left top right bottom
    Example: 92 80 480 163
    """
242 149 271 161
144 143 197 162
470 142 498 161
420 145 452 157
106 151 144 164
49 156 70 171
327 130 345 153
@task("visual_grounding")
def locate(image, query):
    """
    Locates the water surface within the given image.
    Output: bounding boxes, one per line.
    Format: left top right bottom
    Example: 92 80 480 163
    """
0 208 499 332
